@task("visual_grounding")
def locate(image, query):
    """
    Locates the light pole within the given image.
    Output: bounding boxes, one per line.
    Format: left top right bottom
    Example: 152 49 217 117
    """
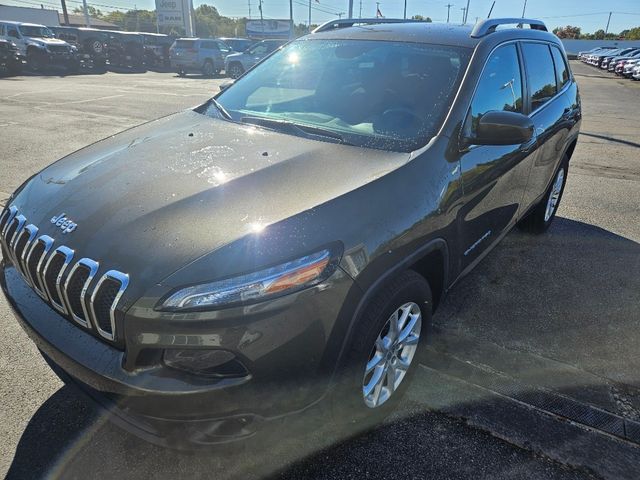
461 7 466 24
403 0 407 19
521 0 527 18
446 3 453 23
605 11 612 35
348 0 353 18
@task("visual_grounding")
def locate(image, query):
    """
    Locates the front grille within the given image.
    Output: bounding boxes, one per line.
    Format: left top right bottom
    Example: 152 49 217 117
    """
48 45 70 53
0 206 129 344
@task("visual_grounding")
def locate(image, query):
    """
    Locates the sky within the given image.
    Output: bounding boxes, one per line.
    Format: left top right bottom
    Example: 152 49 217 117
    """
3 0 640 34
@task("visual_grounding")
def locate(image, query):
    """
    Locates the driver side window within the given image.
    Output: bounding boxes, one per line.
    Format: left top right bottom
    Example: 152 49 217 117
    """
467 44 523 136
8 28 20 39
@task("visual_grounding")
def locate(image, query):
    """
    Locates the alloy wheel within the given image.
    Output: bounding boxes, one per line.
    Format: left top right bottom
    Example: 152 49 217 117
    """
362 302 422 408
544 167 565 222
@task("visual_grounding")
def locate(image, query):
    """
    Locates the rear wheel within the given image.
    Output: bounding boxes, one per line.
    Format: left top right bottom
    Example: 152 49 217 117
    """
202 59 214 77
518 155 569 234
332 270 432 425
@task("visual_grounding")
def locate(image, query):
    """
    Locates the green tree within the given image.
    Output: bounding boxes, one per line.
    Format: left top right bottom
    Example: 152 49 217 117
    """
552 25 581 39
627 26 640 40
411 15 433 22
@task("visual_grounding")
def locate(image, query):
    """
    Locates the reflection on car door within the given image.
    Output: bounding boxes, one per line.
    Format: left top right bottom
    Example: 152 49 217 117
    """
457 42 536 271
519 42 573 212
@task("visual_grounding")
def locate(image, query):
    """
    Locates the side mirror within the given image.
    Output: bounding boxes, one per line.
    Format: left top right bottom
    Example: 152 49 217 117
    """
219 80 234 91
465 110 534 146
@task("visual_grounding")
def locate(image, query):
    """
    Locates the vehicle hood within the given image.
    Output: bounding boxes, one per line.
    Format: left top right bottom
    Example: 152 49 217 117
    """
225 52 243 61
10 110 409 295
27 37 69 47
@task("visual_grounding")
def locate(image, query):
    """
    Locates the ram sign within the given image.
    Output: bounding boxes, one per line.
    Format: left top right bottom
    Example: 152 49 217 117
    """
246 19 292 39
156 0 193 34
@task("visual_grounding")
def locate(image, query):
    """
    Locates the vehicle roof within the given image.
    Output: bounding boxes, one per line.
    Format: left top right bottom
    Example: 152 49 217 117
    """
217 37 251 40
307 21 558 49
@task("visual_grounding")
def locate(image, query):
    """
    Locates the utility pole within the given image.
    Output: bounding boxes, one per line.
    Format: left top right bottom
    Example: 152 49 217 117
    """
60 0 69 25
82 0 90 27
348 0 353 18
359 0 362 19
487 0 495 18
308 0 311 32
605 11 612 34
289 0 294 39
461 7 466 23
464 0 470 24
135 4 139 31
521 0 527 18
248 0 251 19
446 3 453 23
259 0 264 35
376 1 381 17
403 0 407 19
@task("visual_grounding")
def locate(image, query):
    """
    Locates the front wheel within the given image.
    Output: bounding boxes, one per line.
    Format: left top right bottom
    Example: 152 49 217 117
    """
332 270 432 424
518 155 569 234
227 62 244 79
202 60 214 77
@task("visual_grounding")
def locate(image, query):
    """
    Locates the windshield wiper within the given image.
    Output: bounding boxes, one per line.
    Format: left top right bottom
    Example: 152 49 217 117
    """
240 116 350 145
210 98 232 120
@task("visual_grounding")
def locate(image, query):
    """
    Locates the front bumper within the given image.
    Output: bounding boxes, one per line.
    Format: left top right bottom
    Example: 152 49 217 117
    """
1 258 358 447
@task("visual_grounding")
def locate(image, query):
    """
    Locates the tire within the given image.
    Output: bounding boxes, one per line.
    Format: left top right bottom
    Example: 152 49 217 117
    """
27 49 45 72
177 69 186 77
202 59 214 77
228 62 244 79
331 270 432 426
518 154 569 234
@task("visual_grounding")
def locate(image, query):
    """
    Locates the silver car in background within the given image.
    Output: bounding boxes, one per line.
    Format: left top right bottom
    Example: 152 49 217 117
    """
224 39 287 78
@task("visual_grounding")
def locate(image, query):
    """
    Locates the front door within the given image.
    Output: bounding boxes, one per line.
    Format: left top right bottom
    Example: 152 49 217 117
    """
457 42 535 270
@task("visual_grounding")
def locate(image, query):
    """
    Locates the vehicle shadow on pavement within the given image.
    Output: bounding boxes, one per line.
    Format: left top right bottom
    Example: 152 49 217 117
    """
6 217 640 479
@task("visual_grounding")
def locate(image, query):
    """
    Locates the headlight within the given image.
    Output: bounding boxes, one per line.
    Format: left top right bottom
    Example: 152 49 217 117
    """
160 247 340 311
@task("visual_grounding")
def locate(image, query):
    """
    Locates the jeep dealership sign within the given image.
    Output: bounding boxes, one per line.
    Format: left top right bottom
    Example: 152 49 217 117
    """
155 0 193 35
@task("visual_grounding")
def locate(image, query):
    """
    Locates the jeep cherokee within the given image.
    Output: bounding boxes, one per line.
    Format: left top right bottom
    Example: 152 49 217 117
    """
0 18 581 448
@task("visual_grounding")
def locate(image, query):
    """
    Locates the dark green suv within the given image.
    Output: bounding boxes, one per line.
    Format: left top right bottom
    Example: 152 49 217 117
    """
0 18 581 448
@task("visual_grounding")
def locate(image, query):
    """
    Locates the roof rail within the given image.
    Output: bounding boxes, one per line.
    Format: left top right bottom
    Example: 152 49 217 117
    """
470 18 547 38
312 18 423 34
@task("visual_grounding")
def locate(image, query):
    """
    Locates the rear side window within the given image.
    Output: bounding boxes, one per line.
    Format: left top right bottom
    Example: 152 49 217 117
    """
467 43 523 136
201 41 218 50
175 40 195 49
522 43 557 112
551 46 569 88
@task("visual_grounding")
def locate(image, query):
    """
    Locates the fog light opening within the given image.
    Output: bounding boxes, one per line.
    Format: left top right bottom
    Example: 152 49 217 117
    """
163 349 249 378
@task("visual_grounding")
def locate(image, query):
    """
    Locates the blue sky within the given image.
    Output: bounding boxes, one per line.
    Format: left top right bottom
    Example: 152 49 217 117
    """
5 0 640 33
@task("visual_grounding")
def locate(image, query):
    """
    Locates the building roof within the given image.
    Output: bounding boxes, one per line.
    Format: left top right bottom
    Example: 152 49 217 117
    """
58 13 119 29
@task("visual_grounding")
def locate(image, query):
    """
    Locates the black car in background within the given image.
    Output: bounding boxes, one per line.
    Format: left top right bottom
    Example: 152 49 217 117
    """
141 33 174 68
50 26 109 71
105 31 145 70
0 38 26 75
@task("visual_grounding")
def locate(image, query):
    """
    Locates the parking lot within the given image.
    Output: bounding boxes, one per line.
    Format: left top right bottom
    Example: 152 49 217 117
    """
1 61 640 479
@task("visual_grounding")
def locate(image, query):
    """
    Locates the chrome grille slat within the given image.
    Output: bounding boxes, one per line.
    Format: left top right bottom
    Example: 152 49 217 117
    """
0 206 18 237
12 224 38 287
63 258 99 328
1 206 129 344
42 246 75 315
27 235 54 300
90 270 129 342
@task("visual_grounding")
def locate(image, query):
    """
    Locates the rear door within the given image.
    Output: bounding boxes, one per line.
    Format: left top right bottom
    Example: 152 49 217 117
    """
519 42 571 211
457 42 535 270
172 39 197 63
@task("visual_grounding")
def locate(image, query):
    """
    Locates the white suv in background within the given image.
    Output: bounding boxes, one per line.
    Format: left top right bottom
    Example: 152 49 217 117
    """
0 20 77 71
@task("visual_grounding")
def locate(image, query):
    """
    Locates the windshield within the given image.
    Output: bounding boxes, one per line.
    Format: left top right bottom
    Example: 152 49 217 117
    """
19 25 54 38
212 39 470 152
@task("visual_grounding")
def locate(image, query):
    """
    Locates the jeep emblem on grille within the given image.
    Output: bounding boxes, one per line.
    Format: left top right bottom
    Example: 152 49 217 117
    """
50 213 77 234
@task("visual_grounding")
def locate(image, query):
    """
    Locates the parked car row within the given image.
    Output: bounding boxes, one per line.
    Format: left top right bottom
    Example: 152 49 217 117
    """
0 18 279 78
578 45 640 80
169 37 287 78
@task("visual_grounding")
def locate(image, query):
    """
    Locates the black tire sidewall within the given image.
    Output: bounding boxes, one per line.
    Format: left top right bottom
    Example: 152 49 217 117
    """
331 271 432 425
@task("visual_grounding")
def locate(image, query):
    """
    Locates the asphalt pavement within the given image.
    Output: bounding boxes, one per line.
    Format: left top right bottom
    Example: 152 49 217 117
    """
0 62 639 479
